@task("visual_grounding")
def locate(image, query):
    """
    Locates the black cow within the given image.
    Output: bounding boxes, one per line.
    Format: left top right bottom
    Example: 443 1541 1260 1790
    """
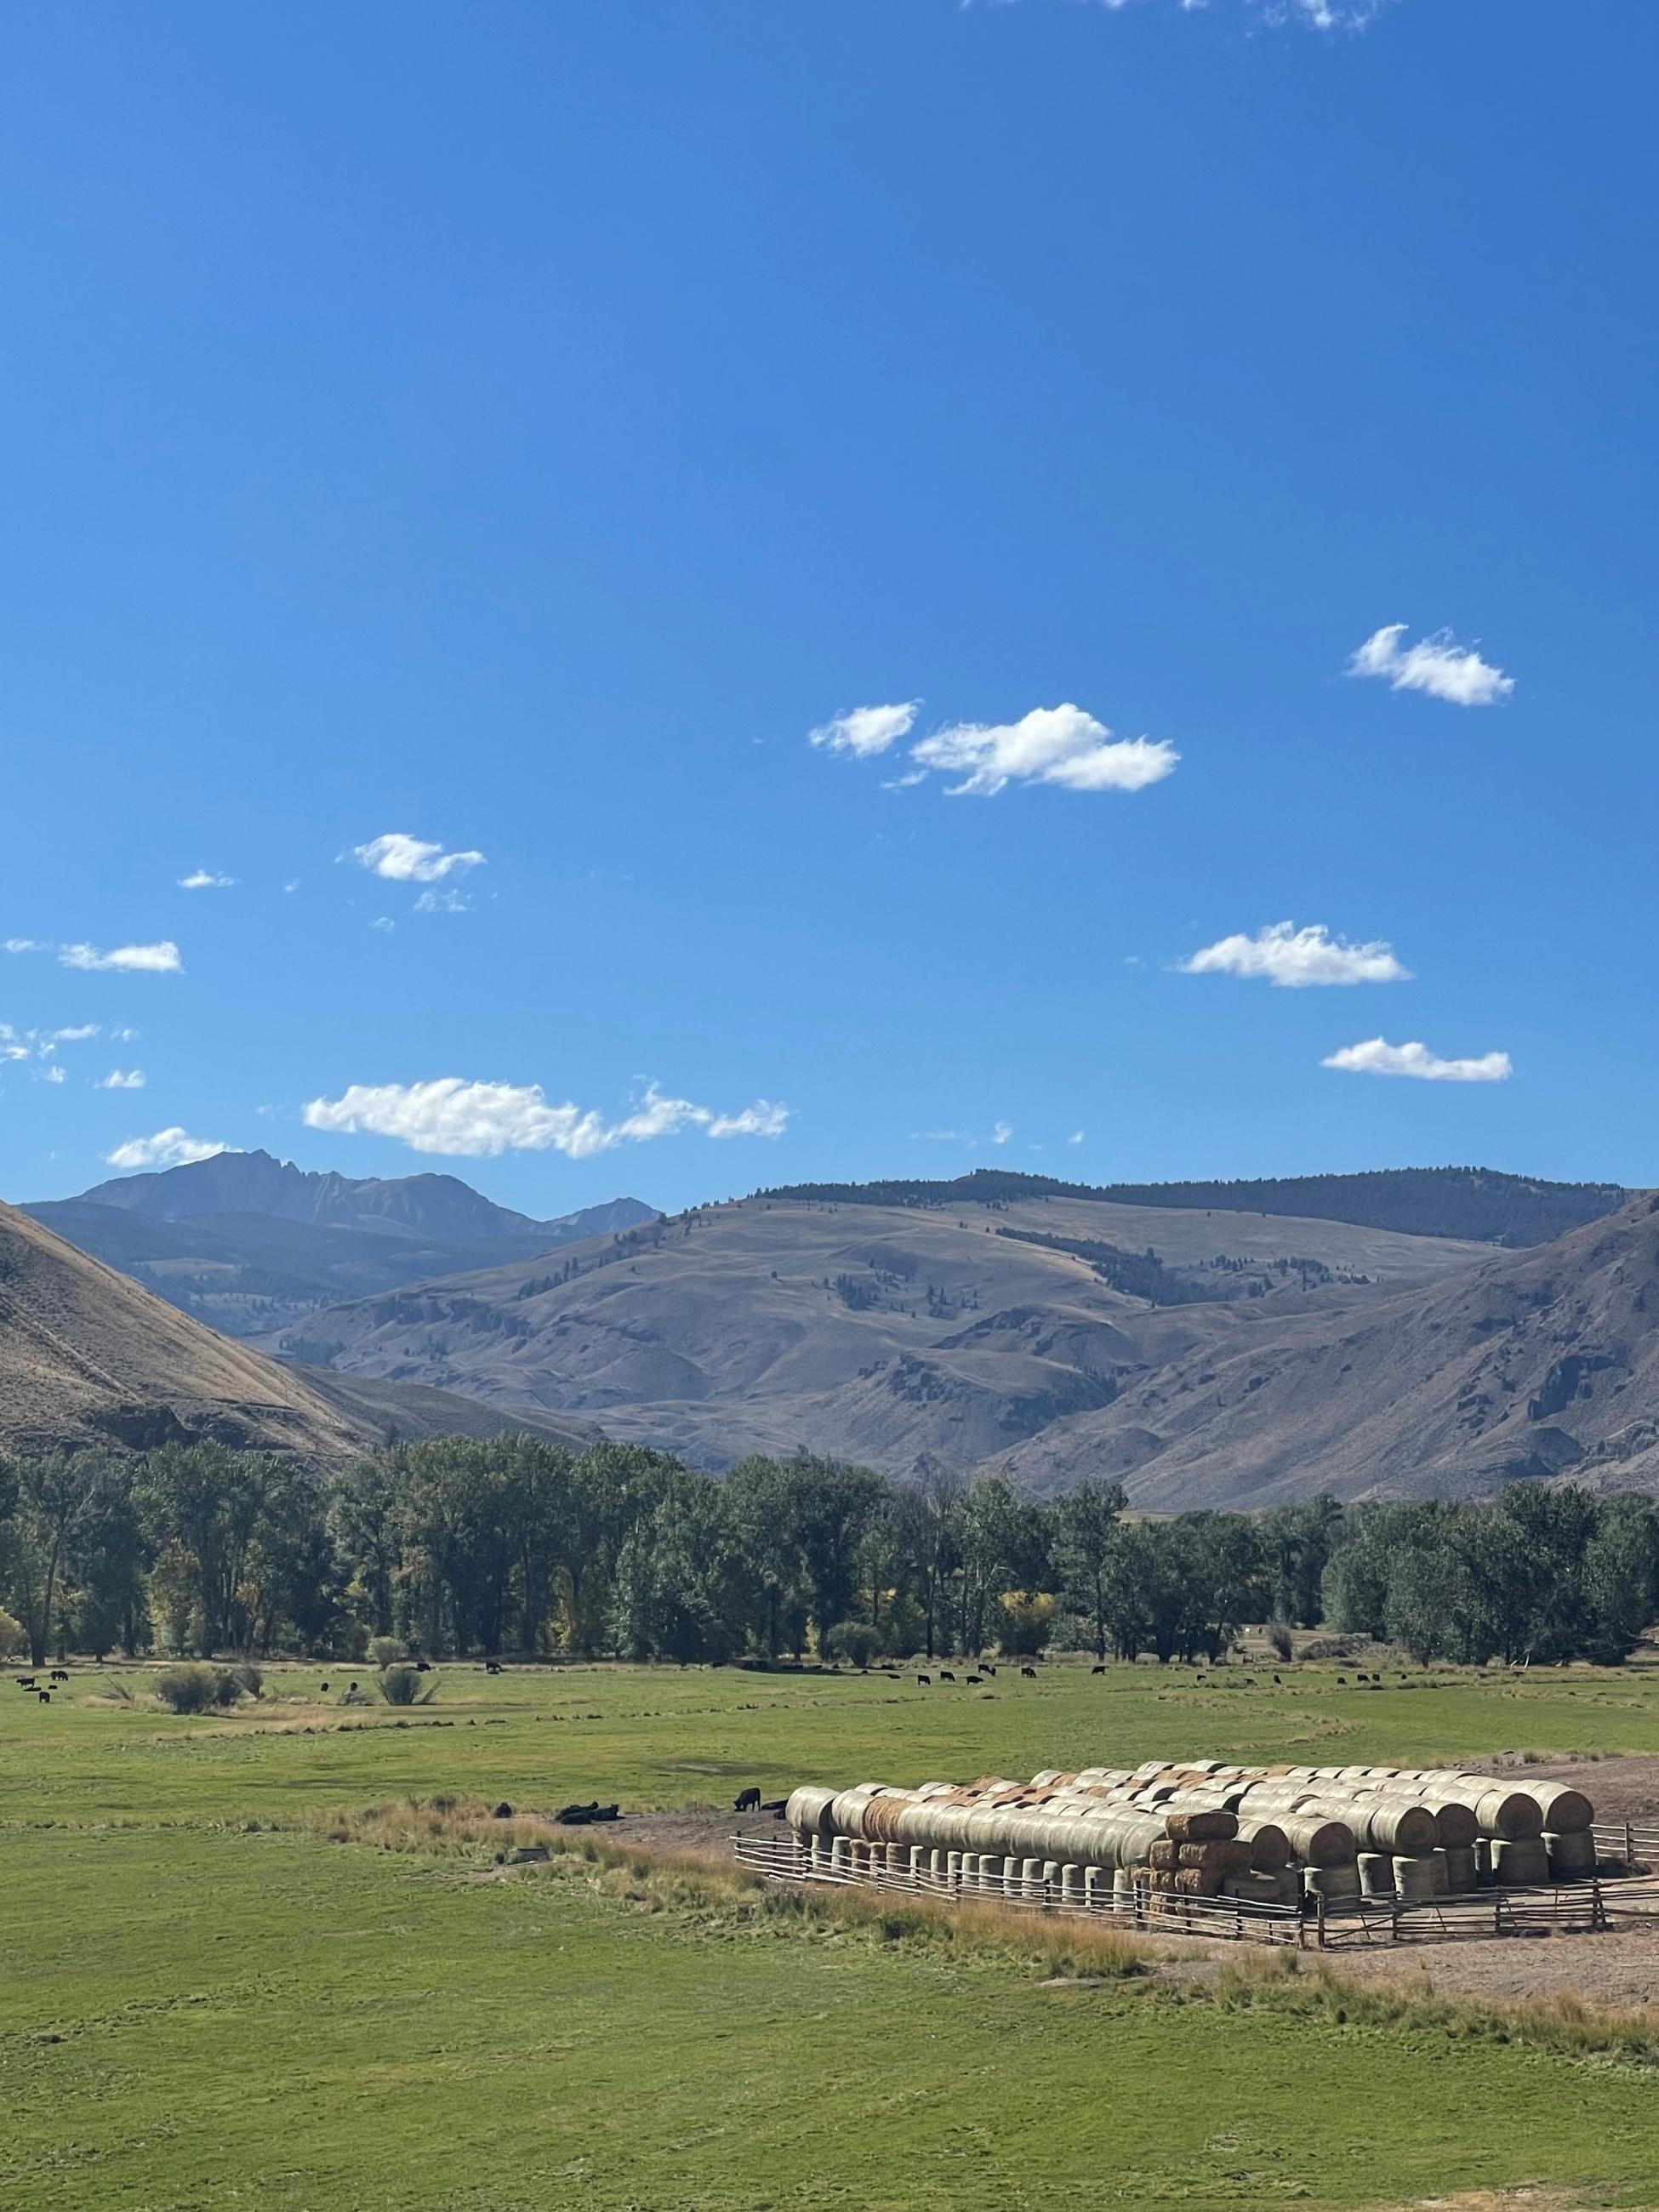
49 1668 69 1683
37 1690 50 1703
1091 1663 1107 1675
1020 1665 1037 1679
485 1661 502 1675
733 1787 761 1812
983 1664 996 1677
916 1674 931 1686
16 1678 37 1691
415 1661 431 1672
938 1669 955 1683
966 1675 982 1687
349 1680 358 1693
319 1681 329 1693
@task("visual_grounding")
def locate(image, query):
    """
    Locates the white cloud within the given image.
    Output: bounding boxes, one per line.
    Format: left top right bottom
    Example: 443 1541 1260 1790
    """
98 1069 146 1089
808 702 920 758
707 1100 791 1139
1067 1130 1086 1146
302 1078 791 1160
370 916 396 933
351 832 487 884
995 0 1391 24
911 705 1177 798
3 938 45 954
992 1120 1014 1146
43 1064 66 1085
105 1127 229 1171
178 869 237 890
59 940 184 974
111 1026 141 1044
47 1023 100 1044
1348 624 1514 708
1321 1037 1513 1084
413 887 471 915
1183 921 1410 989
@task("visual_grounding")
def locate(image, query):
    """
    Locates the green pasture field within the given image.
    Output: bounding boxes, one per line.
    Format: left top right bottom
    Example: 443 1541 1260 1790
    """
6 1656 1659 2211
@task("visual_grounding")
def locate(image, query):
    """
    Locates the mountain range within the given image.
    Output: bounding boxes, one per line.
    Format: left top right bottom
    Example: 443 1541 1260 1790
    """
25 1150 658 1338
18 1155 1659 1503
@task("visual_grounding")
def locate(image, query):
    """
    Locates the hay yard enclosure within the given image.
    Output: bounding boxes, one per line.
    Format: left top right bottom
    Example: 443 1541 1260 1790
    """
12 1656 1659 2211
755 1757 1650 1955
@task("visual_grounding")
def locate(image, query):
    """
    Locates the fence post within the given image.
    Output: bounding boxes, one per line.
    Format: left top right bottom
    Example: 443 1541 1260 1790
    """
1316 1894 1326 1950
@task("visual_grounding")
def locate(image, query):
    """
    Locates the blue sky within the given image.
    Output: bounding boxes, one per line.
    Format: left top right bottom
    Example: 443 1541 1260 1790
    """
3 0 1656 1217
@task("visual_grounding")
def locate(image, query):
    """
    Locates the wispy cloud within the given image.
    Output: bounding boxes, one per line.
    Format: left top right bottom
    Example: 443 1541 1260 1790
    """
992 1120 1015 1146
1348 624 1514 707
302 1078 791 1160
1 1021 102 1067
983 0 1394 26
178 869 237 890
60 940 184 974
413 887 471 915
814 698 1178 799
97 1069 146 1089
1183 921 1410 988
3 938 45 954
1322 1037 1513 1083
351 833 487 884
105 1127 229 1170
1067 1129 1085 1146
808 702 920 758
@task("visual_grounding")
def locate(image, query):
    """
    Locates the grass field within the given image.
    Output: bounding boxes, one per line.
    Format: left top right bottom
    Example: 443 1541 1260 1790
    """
7 1656 1659 2210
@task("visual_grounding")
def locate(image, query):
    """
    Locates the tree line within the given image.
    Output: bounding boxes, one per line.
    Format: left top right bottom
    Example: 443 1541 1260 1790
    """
1 1438 1654 1670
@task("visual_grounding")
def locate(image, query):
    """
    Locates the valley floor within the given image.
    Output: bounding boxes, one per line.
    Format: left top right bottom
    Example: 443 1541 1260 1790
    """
7 1658 1659 2209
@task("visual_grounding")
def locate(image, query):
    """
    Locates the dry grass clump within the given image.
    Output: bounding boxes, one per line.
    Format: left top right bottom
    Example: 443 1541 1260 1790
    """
299 1796 1149 1978
1214 1948 1659 2066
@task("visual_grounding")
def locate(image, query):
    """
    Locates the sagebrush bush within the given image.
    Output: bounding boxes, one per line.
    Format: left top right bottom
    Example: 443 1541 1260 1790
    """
225 1661 263 1699
378 1663 435 1706
368 1635 408 1668
156 1663 235 1714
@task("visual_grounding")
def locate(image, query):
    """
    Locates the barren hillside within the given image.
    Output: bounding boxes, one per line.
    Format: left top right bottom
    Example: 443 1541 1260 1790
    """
258 1187 1493 1482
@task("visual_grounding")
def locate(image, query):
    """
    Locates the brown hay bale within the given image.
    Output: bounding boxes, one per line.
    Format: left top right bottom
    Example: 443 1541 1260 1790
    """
1173 1867 1223 1896
1148 1839 1181 1871
1163 1809 1237 1843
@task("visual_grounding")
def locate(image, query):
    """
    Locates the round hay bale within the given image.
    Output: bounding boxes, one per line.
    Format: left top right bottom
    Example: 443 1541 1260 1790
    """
1441 1844 1479 1894
1351 1799 1438 1856
1492 1836 1550 1888
1545 1829 1598 1881
1468 1785 1545 1841
1393 1854 1440 1901
1234 1819 1291 1873
1521 1782 1594 1836
1358 1851 1396 1898
1303 1862 1361 1904
1282 1814 1357 1867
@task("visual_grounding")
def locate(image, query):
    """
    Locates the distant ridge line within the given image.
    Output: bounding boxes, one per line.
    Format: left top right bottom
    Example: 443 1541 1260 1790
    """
760 1166 1632 1248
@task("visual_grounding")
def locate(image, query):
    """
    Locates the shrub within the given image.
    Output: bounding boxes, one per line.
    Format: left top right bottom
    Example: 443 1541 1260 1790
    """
379 1664 436 1706
824 1620 881 1668
1266 1618 1294 1662
157 1663 235 1714
368 1634 408 1668
225 1662 263 1700
0 1607 27 1661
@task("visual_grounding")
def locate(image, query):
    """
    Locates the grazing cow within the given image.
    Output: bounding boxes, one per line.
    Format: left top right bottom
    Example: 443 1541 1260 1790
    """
16 1678 36 1691
415 1661 431 1672
37 1690 50 1703
983 1664 996 1677
916 1674 931 1686
734 1787 761 1812
966 1676 982 1687
1273 1674 1282 1685
938 1669 955 1683
1337 1676 1347 1685
49 1668 69 1683
486 1660 502 1675
1020 1665 1037 1679
319 1681 329 1693
1091 1663 1106 1675
348 1681 358 1692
